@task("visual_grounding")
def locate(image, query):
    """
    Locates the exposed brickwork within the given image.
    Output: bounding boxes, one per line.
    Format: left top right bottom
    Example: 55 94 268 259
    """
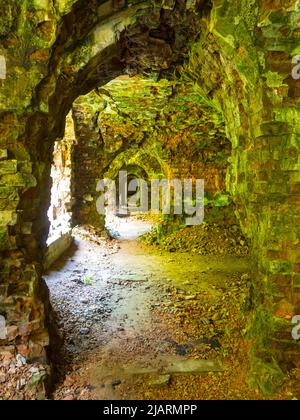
71 80 231 228
0 0 299 395
0 1 204 368
183 0 300 391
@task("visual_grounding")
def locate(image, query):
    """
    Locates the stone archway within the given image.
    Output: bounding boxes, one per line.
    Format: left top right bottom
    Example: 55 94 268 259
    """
1 0 300 396
0 0 206 369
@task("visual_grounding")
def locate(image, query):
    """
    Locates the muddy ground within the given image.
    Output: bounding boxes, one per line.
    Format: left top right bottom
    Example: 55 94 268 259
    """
42 223 299 400
1 221 299 400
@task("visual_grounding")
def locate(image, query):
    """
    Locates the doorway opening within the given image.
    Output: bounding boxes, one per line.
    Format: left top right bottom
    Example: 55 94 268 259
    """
44 76 252 401
45 113 76 269
104 165 155 241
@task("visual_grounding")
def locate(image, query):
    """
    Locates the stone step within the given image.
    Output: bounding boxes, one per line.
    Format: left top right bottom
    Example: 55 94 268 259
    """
163 356 223 374
124 357 223 376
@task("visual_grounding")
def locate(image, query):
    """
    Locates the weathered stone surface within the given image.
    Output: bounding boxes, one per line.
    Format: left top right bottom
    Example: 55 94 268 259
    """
0 149 7 160
0 210 17 226
0 160 17 175
164 357 223 374
44 232 73 270
148 374 171 387
0 0 300 398
72 78 230 228
180 0 300 393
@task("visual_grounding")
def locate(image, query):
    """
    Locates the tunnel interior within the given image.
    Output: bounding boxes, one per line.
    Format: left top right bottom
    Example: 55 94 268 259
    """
0 0 300 400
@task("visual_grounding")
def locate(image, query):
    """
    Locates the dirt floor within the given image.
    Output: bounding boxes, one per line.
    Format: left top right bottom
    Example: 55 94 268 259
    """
42 222 299 400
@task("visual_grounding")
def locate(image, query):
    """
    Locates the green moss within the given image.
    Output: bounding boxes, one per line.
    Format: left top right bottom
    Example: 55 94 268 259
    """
245 299 288 394
55 0 78 15
265 71 287 88
0 227 8 250
247 356 285 395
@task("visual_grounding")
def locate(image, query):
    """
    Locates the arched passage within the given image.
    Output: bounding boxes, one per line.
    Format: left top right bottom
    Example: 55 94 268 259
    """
0 0 300 399
0 0 202 363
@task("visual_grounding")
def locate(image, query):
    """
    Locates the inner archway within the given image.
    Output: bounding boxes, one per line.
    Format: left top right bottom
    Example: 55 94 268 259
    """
43 73 250 400
104 164 154 240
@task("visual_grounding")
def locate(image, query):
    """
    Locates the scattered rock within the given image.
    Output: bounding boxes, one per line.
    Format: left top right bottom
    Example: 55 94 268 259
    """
80 299 89 304
16 378 26 391
16 354 27 367
200 317 210 325
185 295 196 300
163 357 223 374
26 372 47 390
143 223 249 257
79 328 90 335
29 367 40 375
6 326 19 341
148 374 171 388
62 395 74 400
111 379 122 388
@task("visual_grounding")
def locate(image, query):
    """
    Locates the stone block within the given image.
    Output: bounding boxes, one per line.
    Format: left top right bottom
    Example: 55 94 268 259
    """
16 344 29 357
28 342 46 362
292 291 300 308
272 274 292 287
276 285 293 301
21 222 33 234
0 210 17 226
19 320 41 337
0 186 19 200
0 199 19 211
0 149 7 160
44 232 73 270
162 0 176 10
0 173 37 188
0 160 17 175
0 346 15 362
6 325 19 341
292 275 300 289
269 260 293 275
18 161 33 174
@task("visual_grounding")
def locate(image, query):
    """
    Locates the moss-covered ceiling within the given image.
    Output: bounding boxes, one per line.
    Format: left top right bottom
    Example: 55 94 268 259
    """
73 75 229 183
